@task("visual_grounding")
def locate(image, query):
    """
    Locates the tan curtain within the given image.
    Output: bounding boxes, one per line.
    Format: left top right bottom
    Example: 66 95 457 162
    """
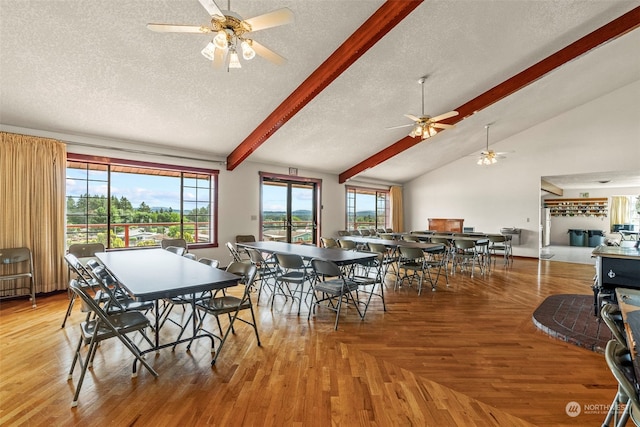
389 185 404 232
610 196 630 230
1 132 67 294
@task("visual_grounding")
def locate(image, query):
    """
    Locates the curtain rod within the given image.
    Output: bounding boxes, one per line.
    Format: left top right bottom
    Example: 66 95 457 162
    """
64 140 227 166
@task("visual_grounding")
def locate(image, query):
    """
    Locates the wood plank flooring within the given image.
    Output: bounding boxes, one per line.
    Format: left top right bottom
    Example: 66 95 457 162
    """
0 258 617 426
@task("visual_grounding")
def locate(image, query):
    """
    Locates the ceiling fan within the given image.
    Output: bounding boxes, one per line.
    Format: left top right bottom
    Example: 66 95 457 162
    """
476 124 508 165
387 76 458 139
147 0 294 70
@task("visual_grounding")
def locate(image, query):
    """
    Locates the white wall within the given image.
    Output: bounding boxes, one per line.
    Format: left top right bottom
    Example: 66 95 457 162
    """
404 80 640 258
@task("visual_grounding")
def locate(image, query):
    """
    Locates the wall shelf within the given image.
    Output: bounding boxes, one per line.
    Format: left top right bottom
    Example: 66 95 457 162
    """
544 197 608 217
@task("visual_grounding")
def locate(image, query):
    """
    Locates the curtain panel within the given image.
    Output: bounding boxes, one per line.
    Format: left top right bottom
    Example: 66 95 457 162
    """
610 196 630 230
1 132 67 295
389 185 404 232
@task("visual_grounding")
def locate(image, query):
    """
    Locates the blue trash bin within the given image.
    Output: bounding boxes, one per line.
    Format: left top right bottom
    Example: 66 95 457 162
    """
588 230 605 247
568 229 587 246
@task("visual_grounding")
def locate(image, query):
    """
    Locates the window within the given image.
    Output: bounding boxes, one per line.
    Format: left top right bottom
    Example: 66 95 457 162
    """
66 154 218 249
345 186 389 231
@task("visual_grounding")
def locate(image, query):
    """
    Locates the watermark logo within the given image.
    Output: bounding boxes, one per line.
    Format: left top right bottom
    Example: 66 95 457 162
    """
565 401 581 417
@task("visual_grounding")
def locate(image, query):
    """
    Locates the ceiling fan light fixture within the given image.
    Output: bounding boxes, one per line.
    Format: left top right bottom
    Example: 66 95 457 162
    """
214 30 228 49
477 124 499 166
201 41 217 60
228 48 242 69
241 40 255 60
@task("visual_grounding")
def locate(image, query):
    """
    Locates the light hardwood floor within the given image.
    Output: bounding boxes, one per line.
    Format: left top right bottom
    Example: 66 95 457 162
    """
0 258 616 426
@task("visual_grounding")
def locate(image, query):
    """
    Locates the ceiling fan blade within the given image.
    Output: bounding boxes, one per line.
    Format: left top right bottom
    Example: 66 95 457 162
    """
430 110 459 122
147 23 210 33
198 0 225 21
403 114 421 122
386 124 414 130
243 8 294 32
250 40 286 65
432 123 454 129
213 47 225 70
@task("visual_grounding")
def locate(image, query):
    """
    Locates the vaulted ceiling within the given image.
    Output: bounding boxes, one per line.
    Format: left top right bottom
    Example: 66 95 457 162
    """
1 1 639 184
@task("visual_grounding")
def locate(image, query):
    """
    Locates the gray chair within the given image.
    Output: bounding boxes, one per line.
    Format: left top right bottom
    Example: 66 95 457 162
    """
273 253 312 315
489 234 512 266
337 239 357 250
246 247 278 304
68 243 105 259
601 304 627 348
309 258 363 330
453 239 484 277
62 253 105 328
321 237 339 248
602 340 639 427
397 246 434 295
164 246 186 256
198 258 220 268
160 238 187 251
190 262 261 365
0 247 36 307
67 279 158 407
183 253 197 261
350 251 385 315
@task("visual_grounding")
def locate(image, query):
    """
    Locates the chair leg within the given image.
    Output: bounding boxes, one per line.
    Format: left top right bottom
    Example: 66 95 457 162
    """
61 292 76 328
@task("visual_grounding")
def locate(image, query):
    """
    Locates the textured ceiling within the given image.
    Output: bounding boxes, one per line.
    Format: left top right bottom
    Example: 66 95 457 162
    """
1 0 638 185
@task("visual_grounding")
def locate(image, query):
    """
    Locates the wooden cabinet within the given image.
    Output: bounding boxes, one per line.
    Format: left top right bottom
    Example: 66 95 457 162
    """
544 197 608 217
428 218 464 232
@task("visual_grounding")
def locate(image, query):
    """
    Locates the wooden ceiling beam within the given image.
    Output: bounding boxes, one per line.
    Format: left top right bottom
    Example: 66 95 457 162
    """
226 0 423 171
339 6 640 183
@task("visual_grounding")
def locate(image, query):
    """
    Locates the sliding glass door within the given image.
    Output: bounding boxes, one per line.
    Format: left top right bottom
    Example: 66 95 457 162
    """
260 173 320 244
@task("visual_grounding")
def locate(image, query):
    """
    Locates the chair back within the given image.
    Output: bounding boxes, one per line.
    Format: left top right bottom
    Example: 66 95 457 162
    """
225 242 243 262
0 247 33 271
183 253 197 261
399 246 424 261
64 253 94 284
275 253 305 270
161 238 187 250
198 258 220 268
226 261 257 287
489 235 507 243
367 243 386 254
235 235 256 244
430 237 450 245
68 243 105 259
321 237 338 248
360 229 371 236
605 340 638 409
454 239 475 250
164 246 185 256
379 233 394 240
338 239 357 250
403 235 420 242
311 258 342 278
601 304 627 346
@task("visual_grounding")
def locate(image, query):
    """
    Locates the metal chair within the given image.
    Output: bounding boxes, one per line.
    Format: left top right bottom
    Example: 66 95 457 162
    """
396 246 435 294
198 258 220 268
67 279 158 407
160 238 187 251
453 239 484 277
246 247 279 304
337 239 357 250
489 234 512 266
309 258 364 330
0 247 36 307
602 340 639 427
601 304 628 348
321 237 339 248
68 243 105 259
273 253 312 315
164 246 186 256
190 262 261 365
350 251 385 315
62 253 106 327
